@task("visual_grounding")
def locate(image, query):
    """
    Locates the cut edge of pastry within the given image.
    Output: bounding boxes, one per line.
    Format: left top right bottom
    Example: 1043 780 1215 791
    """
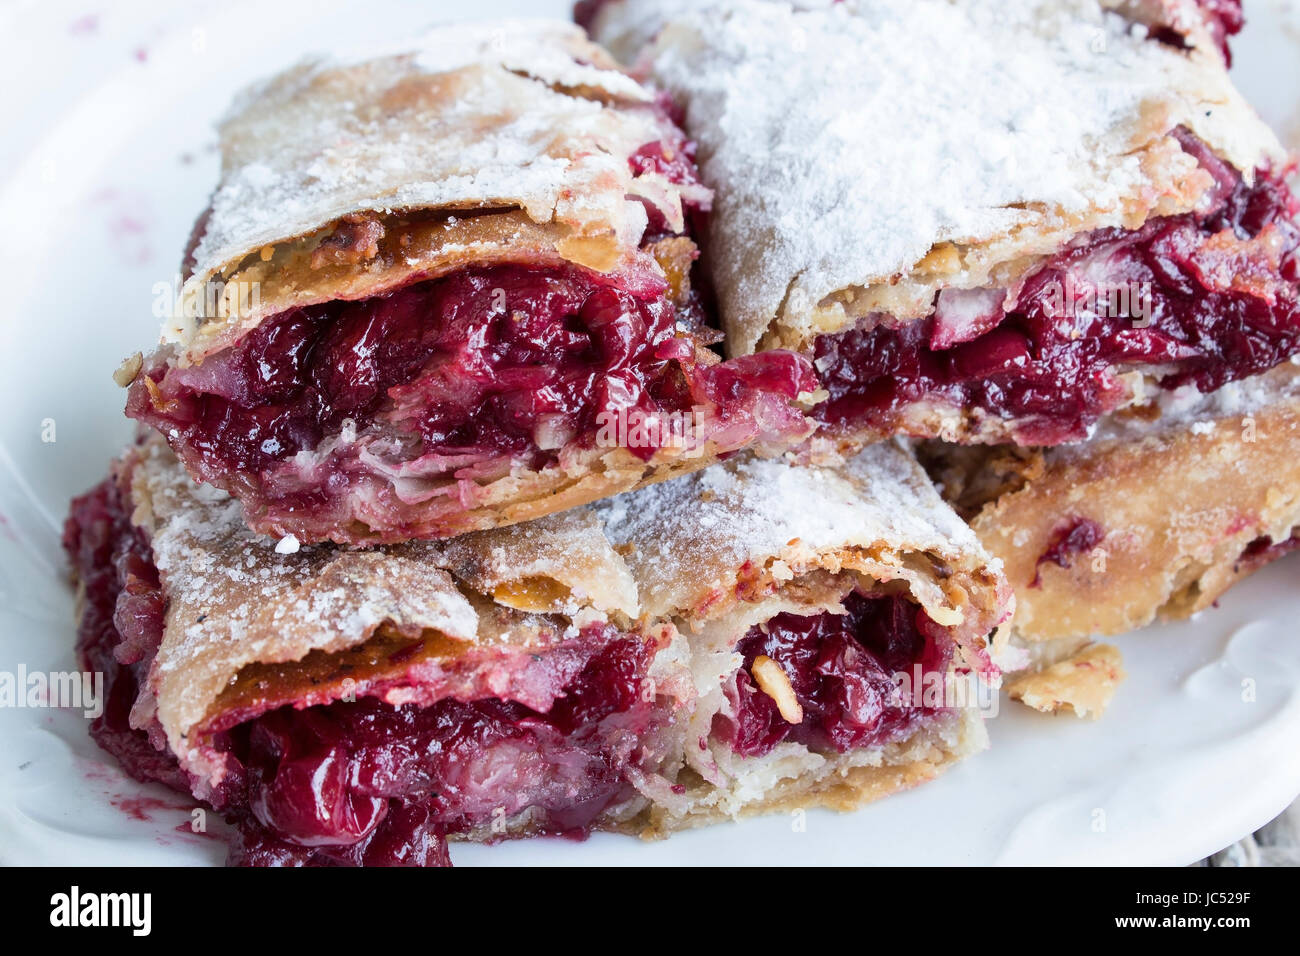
168 21 709 363
761 127 1224 354
927 368 1300 643
637 707 987 837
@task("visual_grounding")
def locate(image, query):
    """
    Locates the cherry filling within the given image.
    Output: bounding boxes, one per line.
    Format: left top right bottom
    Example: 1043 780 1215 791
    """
64 473 673 867
132 267 691 475
1031 517 1106 588
221 634 663 866
1234 529 1300 575
717 593 955 759
814 154 1300 446
64 473 186 794
127 263 814 541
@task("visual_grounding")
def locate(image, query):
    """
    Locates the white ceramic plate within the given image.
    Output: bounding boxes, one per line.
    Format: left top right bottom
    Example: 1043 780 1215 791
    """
1 0 1298 867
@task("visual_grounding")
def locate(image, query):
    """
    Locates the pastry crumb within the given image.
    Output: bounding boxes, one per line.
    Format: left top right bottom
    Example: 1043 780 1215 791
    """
1006 642 1125 720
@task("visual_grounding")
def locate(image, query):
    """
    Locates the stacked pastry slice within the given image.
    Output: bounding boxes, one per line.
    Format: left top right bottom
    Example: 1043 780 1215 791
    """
66 20 1010 867
922 366 1300 716
595 447 1010 827
122 21 816 547
66 436 1009 865
586 0 1300 711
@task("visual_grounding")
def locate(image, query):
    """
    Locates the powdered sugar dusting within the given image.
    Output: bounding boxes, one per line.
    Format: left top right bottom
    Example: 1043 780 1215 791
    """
408 20 651 102
136 440 483 748
596 0 1280 353
597 442 990 618
435 508 640 617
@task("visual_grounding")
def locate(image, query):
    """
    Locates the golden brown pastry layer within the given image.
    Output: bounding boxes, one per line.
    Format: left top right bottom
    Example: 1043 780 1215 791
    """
124 20 818 547
925 373 1300 642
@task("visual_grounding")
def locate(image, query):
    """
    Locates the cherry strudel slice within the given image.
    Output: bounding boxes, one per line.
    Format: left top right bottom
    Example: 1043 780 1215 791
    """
587 0 1299 449
68 438 694 865
123 22 815 546
595 448 1012 827
922 363 1300 717
64 438 1008 865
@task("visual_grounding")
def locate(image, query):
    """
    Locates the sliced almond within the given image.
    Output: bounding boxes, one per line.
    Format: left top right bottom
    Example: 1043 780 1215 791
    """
751 655 803 725
112 352 143 388
924 603 965 628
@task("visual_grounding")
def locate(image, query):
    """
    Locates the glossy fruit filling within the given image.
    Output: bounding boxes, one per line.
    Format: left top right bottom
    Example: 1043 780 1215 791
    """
222 634 663 867
128 263 814 543
64 471 187 795
814 151 1300 446
717 592 954 758
65 472 673 867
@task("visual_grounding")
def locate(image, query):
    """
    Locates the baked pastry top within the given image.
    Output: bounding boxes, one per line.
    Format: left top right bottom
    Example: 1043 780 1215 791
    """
589 0 1298 450
584 0 1244 65
596 0 1279 356
174 20 703 360
597 439 1004 629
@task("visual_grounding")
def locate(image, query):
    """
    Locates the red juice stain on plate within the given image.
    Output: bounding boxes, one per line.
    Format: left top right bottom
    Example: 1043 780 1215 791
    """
68 14 99 35
110 793 188 822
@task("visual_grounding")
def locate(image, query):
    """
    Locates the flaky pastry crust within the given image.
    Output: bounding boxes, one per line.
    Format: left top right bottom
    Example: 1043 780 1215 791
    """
170 20 705 363
82 438 1009 836
590 0 1281 357
1005 643 1126 719
927 370 1300 642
